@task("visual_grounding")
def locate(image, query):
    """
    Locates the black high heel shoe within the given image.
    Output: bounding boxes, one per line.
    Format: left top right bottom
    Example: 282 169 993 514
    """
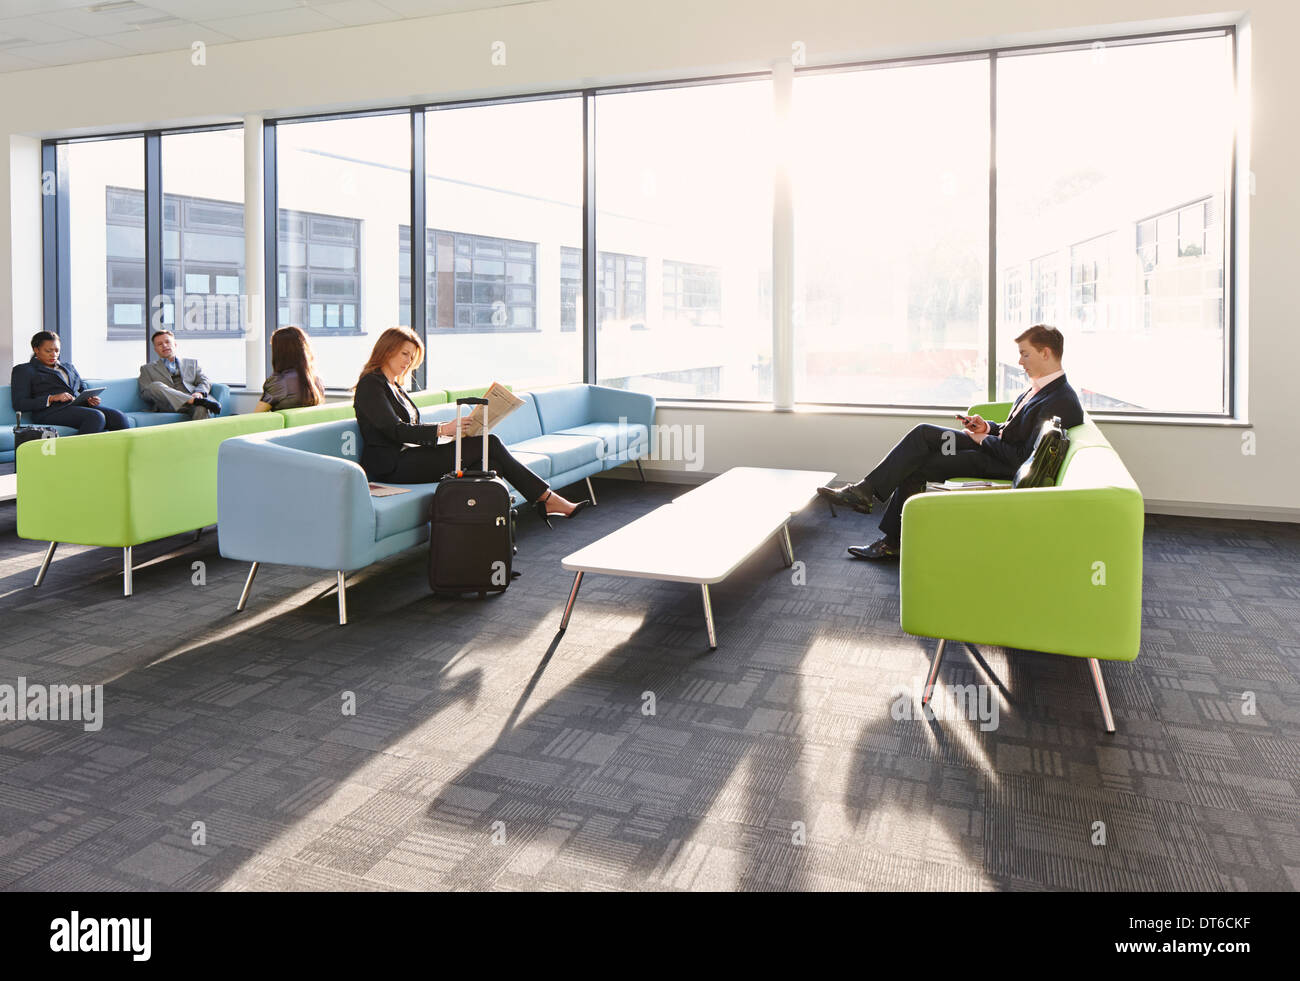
534 492 592 528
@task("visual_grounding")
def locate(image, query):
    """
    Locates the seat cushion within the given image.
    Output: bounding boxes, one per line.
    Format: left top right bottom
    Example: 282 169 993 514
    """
508 433 603 475
555 421 649 459
128 412 187 428
0 429 12 453
372 483 440 541
508 450 552 481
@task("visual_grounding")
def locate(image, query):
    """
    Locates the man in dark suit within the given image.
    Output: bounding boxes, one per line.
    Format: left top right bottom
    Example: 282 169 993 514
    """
818 324 1084 560
10 331 129 435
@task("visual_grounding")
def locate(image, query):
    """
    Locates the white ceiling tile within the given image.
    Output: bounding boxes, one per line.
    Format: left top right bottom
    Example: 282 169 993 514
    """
30 7 147 37
312 0 404 29
146 0 301 20
109 21 236 54
375 0 534 18
5 34 133 66
197 6 352 42
0 1 85 19
0 14 83 44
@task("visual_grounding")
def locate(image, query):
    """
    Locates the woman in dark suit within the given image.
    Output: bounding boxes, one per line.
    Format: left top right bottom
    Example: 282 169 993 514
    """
10 331 128 434
352 326 588 523
255 326 325 412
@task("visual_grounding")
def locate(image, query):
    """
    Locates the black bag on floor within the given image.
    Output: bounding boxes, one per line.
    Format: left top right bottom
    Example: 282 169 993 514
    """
428 397 517 597
12 412 58 471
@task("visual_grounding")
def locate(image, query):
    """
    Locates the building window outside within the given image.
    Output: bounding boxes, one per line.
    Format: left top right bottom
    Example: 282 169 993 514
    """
399 227 537 331
1003 268 1024 330
598 252 646 327
1178 199 1211 257
560 246 581 331
107 187 247 338
278 210 361 335
1070 234 1111 331
1029 253 1060 326
663 260 722 326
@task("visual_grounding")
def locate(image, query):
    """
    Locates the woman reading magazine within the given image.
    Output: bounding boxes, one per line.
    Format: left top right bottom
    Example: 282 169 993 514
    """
351 326 590 525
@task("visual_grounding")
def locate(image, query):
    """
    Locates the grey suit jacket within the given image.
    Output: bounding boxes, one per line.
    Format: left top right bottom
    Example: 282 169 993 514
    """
139 357 211 406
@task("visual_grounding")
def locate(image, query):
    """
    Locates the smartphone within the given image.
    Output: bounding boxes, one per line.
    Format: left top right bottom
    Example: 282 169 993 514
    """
955 413 972 426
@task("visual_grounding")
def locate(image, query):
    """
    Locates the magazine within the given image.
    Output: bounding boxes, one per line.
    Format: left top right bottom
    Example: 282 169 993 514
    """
460 382 524 437
368 483 412 497
924 479 1014 492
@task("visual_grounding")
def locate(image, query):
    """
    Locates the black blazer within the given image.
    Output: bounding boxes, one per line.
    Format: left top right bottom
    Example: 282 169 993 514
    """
353 370 443 477
10 357 89 415
980 373 1084 469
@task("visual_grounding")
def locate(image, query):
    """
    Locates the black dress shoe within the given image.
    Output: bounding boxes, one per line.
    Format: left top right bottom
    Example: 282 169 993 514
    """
533 496 591 528
194 396 221 414
816 481 875 514
847 537 900 561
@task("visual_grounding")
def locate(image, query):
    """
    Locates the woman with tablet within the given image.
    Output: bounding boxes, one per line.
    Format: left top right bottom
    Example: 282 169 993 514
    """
9 331 128 435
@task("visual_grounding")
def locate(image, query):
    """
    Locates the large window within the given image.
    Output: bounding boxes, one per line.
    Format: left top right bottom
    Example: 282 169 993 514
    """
422 97 583 389
60 136 145 378
997 34 1232 413
275 112 409 389
794 59 990 407
595 80 773 400
159 128 247 385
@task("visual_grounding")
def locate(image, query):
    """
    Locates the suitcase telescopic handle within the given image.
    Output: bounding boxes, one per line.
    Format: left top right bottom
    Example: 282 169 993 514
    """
452 397 491 475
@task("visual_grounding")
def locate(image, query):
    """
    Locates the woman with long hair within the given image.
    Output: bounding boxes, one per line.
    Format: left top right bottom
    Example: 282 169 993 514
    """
255 325 325 411
352 326 588 523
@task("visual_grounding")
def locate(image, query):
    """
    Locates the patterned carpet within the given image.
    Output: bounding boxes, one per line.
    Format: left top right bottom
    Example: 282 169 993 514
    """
0 476 1297 892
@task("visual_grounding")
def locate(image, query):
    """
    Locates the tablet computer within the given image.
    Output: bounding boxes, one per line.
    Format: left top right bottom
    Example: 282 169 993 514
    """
71 387 107 406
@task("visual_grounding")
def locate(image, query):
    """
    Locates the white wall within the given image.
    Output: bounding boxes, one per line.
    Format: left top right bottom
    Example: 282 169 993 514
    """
2 0 1296 519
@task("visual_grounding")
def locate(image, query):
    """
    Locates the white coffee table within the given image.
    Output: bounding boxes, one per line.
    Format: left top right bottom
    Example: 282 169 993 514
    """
558 467 835 649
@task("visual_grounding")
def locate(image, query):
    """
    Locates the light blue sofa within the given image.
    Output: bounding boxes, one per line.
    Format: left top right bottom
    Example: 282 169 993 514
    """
217 384 654 623
2 377 233 462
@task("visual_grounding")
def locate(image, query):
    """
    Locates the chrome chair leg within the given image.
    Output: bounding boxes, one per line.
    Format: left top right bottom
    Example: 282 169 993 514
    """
337 571 347 625
193 528 203 543
701 584 717 650
780 524 794 567
1089 658 1116 733
921 638 947 707
559 571 584 630
634 459 646 482
585 476 597 505
236 561 260 612
34 541 57 587
123 546 133 598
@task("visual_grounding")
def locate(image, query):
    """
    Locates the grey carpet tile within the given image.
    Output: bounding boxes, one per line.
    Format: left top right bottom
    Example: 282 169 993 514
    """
0 487 1298 891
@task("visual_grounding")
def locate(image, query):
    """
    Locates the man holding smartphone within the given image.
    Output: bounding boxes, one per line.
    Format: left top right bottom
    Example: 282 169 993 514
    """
817 324 1083 560
9 331 129 435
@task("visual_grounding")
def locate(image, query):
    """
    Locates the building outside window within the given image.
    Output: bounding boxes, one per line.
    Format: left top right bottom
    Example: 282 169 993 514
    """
598 252 645 327
1003 267 1024 331
278 210 362 334
560 246 581 331
663 260 722 326
399 226 537 331
1070 233 1111 331
1029 253 1061 326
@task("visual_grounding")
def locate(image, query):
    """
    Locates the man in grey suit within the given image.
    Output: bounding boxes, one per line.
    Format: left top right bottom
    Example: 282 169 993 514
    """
139 329 221 419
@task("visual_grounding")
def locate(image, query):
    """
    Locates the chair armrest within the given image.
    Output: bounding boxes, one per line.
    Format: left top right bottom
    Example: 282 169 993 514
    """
588 386 656 429
217 437 376 571
899 484 1143 660
211 383 232 413
966 400 1013 424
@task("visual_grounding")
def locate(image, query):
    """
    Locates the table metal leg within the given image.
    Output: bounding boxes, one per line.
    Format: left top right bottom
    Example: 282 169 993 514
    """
701 583 717 650
559 571 584 630
921 638 947 707
34 541 57 587
236 561 260 611
780 524 794 567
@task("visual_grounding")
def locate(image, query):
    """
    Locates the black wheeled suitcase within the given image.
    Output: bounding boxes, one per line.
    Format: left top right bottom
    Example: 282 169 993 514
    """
12 412 59 472
428 396 517 597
